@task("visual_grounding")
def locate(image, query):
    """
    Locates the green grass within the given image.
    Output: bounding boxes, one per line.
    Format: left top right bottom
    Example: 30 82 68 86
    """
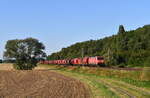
115 77 150 89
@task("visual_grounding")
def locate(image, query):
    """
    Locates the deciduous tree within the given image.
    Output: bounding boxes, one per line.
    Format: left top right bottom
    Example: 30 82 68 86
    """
4 38 46 70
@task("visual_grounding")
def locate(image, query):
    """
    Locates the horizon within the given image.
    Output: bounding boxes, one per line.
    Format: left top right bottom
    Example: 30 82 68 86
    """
1 0 150 59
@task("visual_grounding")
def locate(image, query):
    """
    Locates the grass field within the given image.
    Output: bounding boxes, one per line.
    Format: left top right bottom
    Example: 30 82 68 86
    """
38 64 150 98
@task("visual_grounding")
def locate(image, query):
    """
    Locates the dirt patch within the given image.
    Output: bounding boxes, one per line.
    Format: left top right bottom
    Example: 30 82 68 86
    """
0 70 90 98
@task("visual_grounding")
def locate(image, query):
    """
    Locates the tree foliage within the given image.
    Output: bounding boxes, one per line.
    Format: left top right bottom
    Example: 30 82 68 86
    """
47 25 150 67
0 59 2 63
118 25 125 34
4 38 45 70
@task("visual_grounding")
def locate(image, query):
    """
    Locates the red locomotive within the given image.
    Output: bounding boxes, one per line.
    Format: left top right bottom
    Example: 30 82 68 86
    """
40 56 104 66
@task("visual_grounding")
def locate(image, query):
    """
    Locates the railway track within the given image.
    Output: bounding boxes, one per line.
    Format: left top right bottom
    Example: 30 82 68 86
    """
99 80 136 98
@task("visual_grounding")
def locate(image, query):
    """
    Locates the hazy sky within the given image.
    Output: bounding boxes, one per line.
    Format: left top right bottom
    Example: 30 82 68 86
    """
0 0 150 59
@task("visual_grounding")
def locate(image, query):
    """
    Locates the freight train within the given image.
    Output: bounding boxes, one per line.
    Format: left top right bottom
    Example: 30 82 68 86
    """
40 56 105 66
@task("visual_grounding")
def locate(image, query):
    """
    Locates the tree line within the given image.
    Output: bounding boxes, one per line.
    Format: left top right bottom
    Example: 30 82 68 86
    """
47 25 150 67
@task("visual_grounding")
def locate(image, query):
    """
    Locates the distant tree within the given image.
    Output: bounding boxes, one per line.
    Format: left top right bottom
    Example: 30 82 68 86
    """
2 58 15 63
4 38 46 70
117 25 128 51
103 48 119 66
118 25 125 34
0 59 2 63
144 56 150 67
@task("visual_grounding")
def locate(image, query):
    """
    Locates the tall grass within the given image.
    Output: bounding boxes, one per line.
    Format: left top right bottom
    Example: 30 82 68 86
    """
44 65 150 81
39 64 150 87
140 67 150 81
